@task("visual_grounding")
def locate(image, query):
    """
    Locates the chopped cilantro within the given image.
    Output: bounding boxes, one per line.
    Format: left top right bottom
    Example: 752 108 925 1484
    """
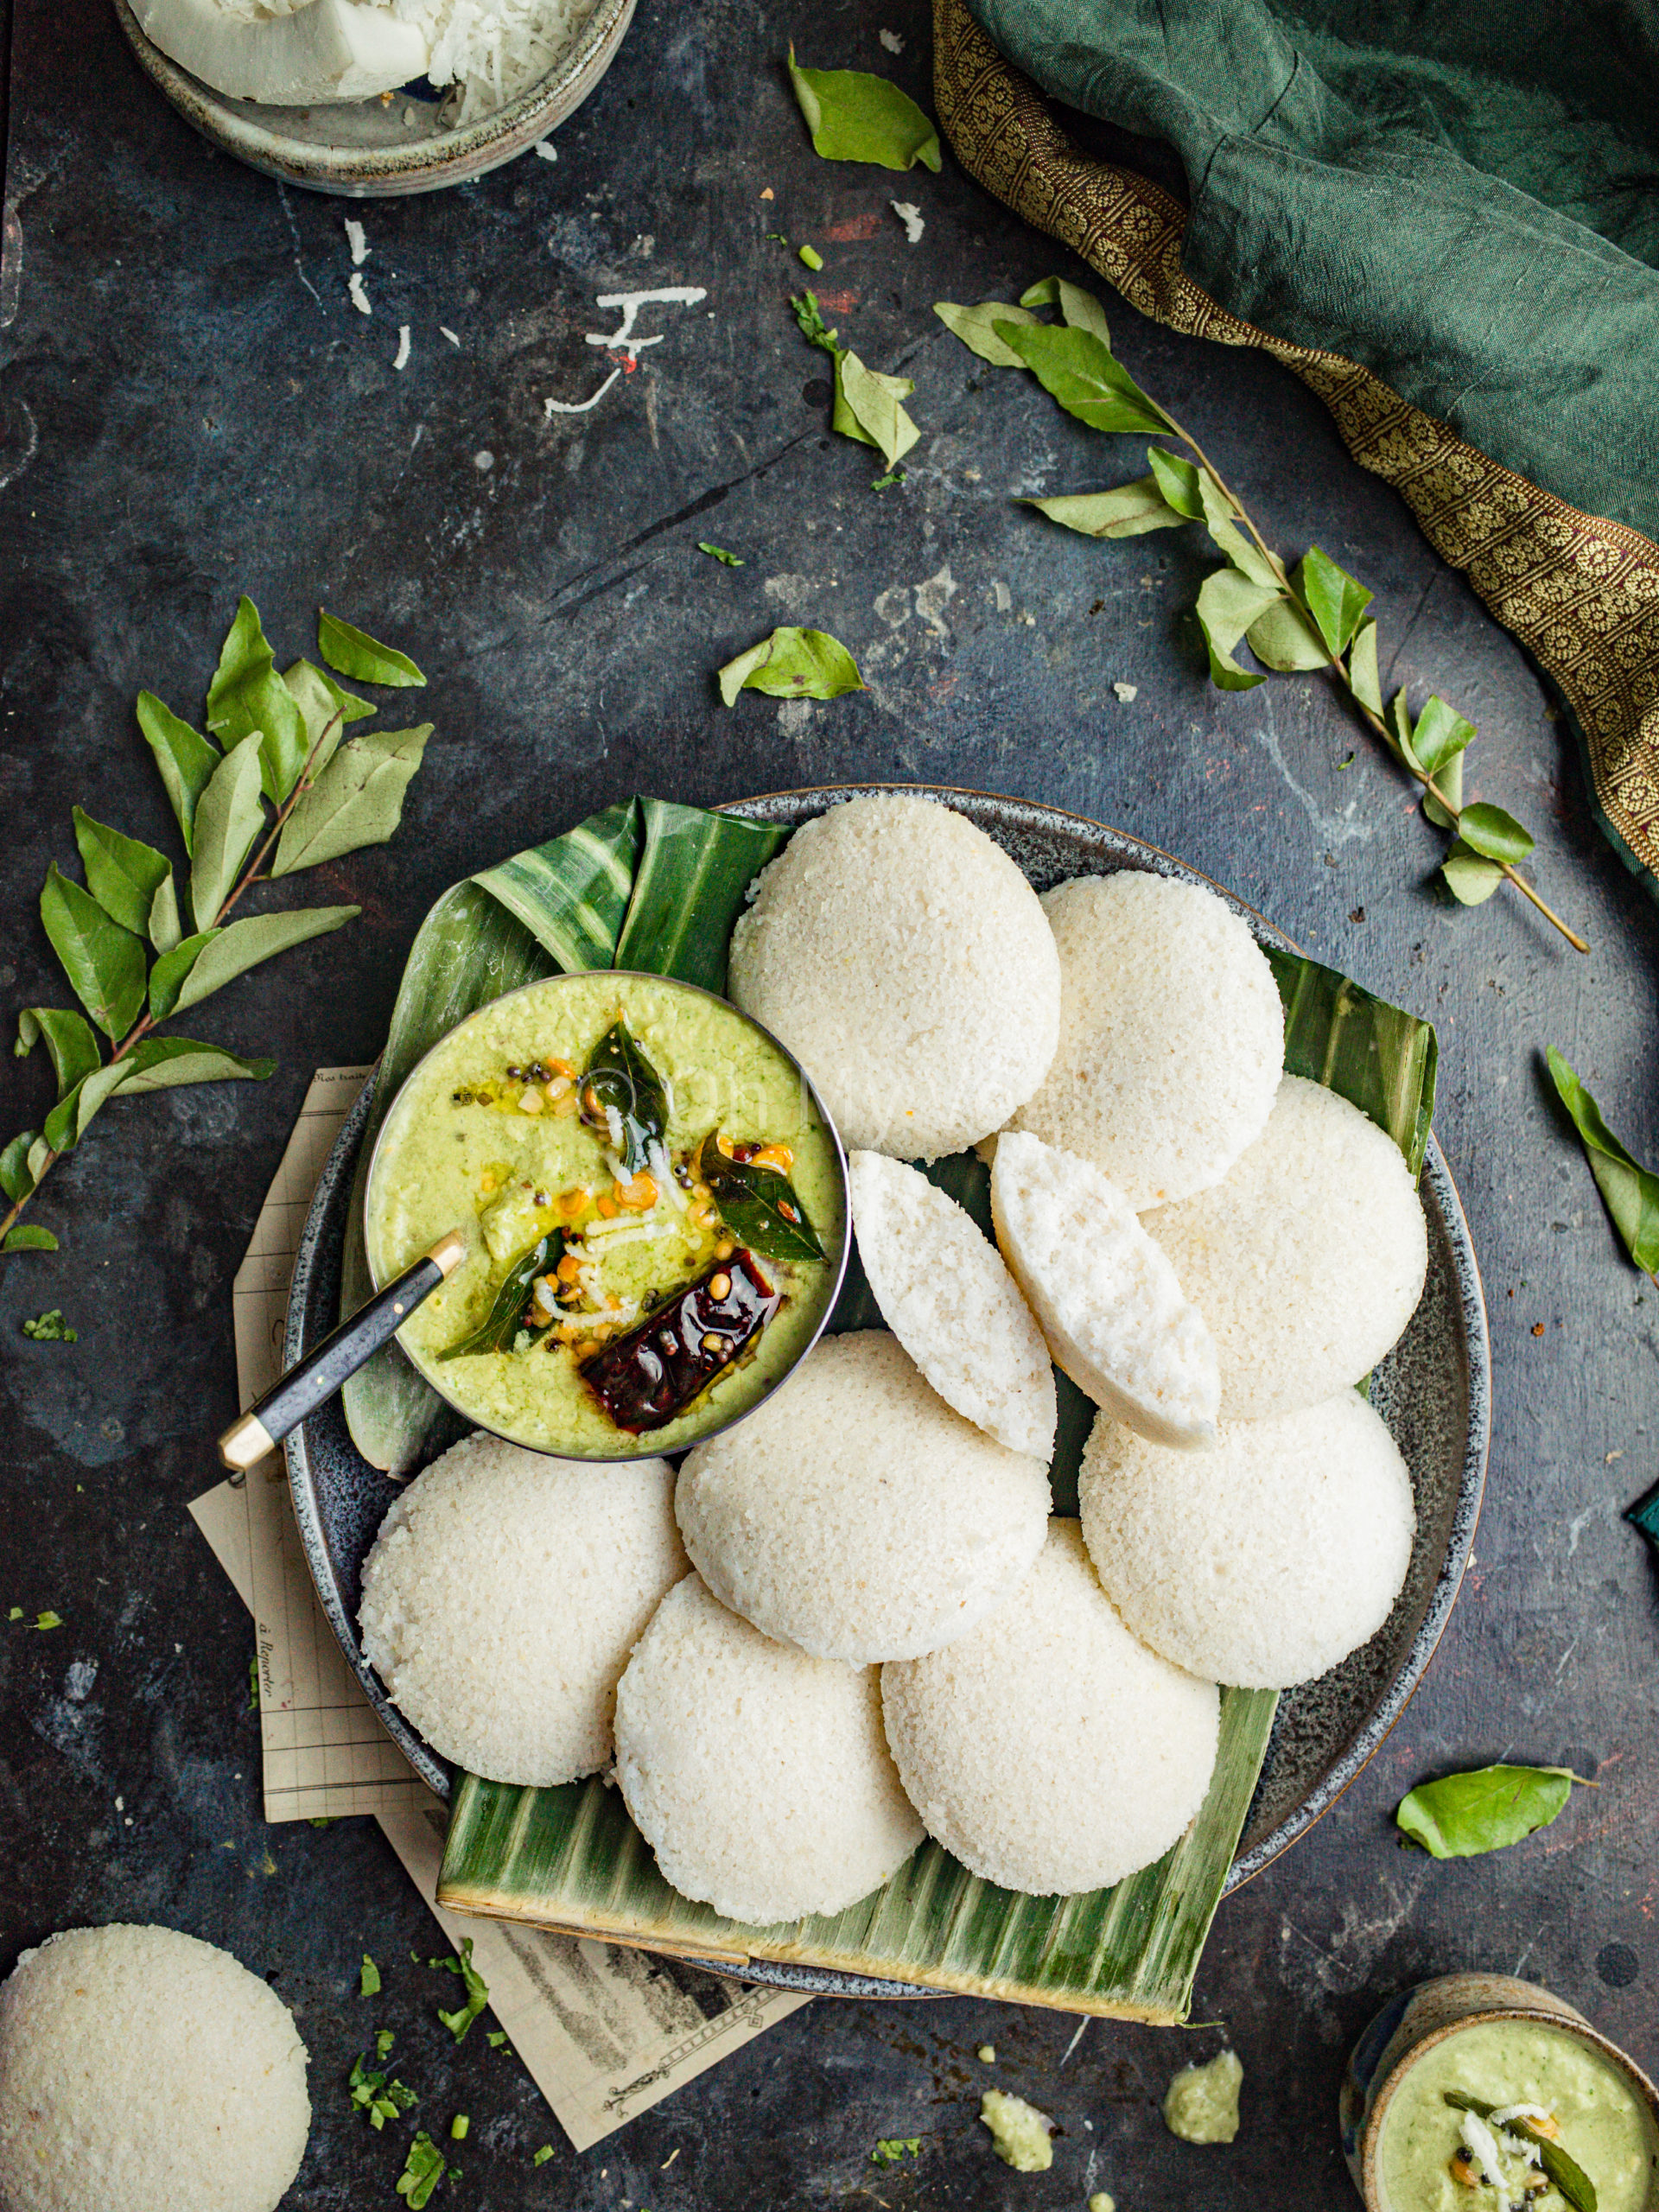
532 2144 555 2165
433 1937 489 2043
697 542 746 567
30 1611 61 1631
791 289 839 355
6 1608 20 1622
22 1309 76 1342
450 2114 470 2140
486 2031 509 2050
309 1816 334 1827
871 469 906 491
872 2138 922 2165
360 1953 381 1997
397 2132 448 2207
798 243 824 270
347 2050 416 2132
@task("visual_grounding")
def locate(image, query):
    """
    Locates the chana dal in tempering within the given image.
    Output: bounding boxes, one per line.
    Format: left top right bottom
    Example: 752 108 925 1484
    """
365 975 843 1457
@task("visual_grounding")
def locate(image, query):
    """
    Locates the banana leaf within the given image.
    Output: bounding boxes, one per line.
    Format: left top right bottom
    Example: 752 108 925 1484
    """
341 795 1436 2016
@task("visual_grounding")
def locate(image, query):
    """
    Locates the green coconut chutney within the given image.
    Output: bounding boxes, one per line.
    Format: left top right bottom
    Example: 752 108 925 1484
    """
1379 2018 1657 2212
366 974 843 1457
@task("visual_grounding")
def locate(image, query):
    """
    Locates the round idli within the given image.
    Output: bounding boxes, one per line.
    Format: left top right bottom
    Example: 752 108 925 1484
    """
613 1573 925 1923
1142 1074 1428 1420
676 1331 1051 1662
1078 1393 1416 1688
881 1522 1219 1895
848 1149 1057 1458
359 1432 686 1786
728 795 1061 1160
0 1924 309 2212
989 1130 1218 1448
1007 872 1283 1209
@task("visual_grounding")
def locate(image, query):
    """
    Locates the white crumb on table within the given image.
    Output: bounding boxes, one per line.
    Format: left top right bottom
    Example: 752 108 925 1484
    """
536 139 558 161
1113 680 1139 701
891 200 925 243
880 27 904 49
344 218 369 267
348 272 372 317
393 325 411 371
440 327 461 346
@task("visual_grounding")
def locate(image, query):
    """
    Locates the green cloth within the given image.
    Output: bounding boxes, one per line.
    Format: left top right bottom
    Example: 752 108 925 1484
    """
962 0 1659 541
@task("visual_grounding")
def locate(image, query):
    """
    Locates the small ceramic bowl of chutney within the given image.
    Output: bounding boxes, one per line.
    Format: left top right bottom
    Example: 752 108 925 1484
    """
1343 1972 1659 2212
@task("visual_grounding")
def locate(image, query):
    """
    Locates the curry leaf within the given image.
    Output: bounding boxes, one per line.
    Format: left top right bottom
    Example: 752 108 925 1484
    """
1346 620 1382 716
3 1225 57 1252
148 871 184 954
283 657 373 760
1196 472 1280 590
150 906 359 1019
833 351 919 469
273 727 432 876
1018 274 1112 346
441 1232 564 1360
1145 445 1205 519
932 300 1039 369
207 595 310 805
696 543 745 567
717 627 865 708
1395 1763 1578 1859
1421 750 1464 830
16 1008 102 1099
39 868 147 1039
580 1021 669 1178
1298 546 1373 655
696 1134 825 1262
0 1133 38 1203
1025 480 1185 539
135 692 219 856
1408 696 1478 780
188 733 267 931
1457 802 1534 865
1547 1047 1659 1277
1194 572 1281 690
994 321 1173 436
102 1036 276 1096
1246 597 1330 671
1441 842 1504 905
72 809 172 936
785 46 941 171
317 611 427 690
1443 2094 1597 2212
148 932 214 1020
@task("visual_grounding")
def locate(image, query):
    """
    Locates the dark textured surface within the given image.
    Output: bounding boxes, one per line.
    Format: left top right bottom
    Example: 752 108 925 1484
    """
1 1 1656 2205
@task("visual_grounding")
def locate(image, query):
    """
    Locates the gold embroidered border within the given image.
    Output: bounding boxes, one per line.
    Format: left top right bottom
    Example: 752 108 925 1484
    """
933 0 1659 881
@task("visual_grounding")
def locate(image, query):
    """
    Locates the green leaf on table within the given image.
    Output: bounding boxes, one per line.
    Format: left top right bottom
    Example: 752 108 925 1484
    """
994 321 1173 436
317 611 427 690
16 1008 102 1098
206 596 310 805
718 626 865 708
1457 802 1533 864
1298 546 1373 655
1440 844 1505 905
1194 570 1281 690
104 1035 275 1095
1246 596 1330 671
1421 748 1464 830
791 289 841 356
150 906 359 1018
832 350 919 469
1546 1046 1659 1277
1347 619 1382 715
395 2131 448 2209
136 692 219 855
932 300 1039 369
39 868 147 1039
785 46 941 171
1146 444 1205 519
1395 1763 1578 1859
1386 689 1419 772
280 660 359 786
188 733 267 931
149 871 184 953
1025 480 1185 539
25 1137 51 1186
3 1225 57 1252
696 543 745 567
1195 471 1280 590
1408 696 1477 780
1018 274 1112 346
273 726 432 876
72 809 173 936
0 1133 40 1203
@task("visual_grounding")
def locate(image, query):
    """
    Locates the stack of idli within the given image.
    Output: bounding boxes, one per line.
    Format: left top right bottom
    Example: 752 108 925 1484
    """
356 798 1434 1916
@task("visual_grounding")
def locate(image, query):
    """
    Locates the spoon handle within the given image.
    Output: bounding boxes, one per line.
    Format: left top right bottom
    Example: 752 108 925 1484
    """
216 1230 465 1471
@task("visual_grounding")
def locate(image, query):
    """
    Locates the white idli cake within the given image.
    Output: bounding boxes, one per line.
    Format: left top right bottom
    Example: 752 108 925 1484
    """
613 1573 925 1923
728 794 1061 1159
676 1331 1051 1662
1007 872 1283 1209
881 1522 1219 1895
0 1924 309 2212
989 1130 1218 1447
848 1149 1057 1458
1142 1075 1428 1421
1079 1394 1416 1688
359 1432 685 1786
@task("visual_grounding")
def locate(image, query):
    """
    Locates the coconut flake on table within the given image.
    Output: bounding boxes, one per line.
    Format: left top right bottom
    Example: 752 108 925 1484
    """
344 217 370 266
348 271 372 316
880 26 904 49
392 324 411 370
391 0 603 124
891 200 924 244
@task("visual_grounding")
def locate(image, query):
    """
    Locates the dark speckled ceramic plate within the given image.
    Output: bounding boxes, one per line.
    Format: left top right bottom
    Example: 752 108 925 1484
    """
285 787 1490 2000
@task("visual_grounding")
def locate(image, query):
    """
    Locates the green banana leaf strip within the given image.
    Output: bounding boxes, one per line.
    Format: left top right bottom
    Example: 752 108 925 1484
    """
440 1232 564 1361
696 1133 824 1263
614 800 787 990
581 1022 669 1179
471 800 641 972
1266 947 1437 1178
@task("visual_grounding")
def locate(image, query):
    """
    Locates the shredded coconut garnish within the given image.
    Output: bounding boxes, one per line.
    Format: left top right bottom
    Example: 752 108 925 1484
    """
392 325 411 371
344 218 370 267
535 139 558 160
1457 2112 1510 2193
348 272 372 317
440 327 461 346
1114 681 1139 702
391 0 603 126
891 200 925 244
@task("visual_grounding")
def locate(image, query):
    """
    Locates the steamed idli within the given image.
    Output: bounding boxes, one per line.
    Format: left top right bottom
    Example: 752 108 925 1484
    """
990 1130 1218 1447
728 794 1061 1159
676 1331 1051 1662
882 1521 1219 1894
1007 872 1283 1208
1142 1075 1428 1420
849 1149 1057 1457
1079 1393 1415 1688
0 1924 309 2212
359 1431 685 1785
613 1573 925 1923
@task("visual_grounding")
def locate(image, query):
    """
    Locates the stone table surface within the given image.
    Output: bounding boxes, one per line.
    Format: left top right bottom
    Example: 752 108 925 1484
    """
2 1 1657 2206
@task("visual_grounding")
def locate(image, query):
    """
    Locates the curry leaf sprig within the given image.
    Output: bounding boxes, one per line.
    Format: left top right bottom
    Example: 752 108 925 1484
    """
935 279 1588 954
0 601 431 1256
791 290 919 473
1546 1049 1659 1287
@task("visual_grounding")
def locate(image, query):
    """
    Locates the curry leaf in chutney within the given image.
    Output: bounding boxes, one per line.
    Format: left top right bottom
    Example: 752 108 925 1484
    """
581 1022 669 1178
696 1134 825 1263
440 1232 565 1361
